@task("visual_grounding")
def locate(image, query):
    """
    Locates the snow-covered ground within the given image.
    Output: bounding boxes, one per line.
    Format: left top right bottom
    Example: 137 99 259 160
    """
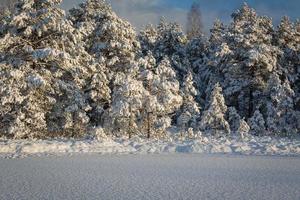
0 135 299 158
0 154 299 200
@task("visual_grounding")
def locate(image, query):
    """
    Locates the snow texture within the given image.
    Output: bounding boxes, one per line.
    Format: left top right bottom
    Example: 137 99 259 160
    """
0 154 299 200
0 135 299 158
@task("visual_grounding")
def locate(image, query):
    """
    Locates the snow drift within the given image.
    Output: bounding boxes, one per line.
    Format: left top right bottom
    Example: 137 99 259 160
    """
1 135 299 158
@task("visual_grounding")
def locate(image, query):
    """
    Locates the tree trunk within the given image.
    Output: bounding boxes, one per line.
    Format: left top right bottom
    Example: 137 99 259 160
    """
128 105 132 139
180 125 185 138
147 112 151 139
249 87 253 118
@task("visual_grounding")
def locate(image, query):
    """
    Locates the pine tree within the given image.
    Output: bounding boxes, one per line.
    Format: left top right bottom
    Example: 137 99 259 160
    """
294 21 300 112
199 83 230 135
186 36 208 74
227 107 241 133
69 0 140 127
209 19 226 48
186 36 208 102
85 62 111 127
137 52 157 138
228 107 249 137
219 4 280 119
138 55 183 138
193 20 227 101
275 16 300 112
0 0 91 138
0 63 53 138
205 42 232 100
276 16 299 51
109 71 145 138
139 19 189 78
139 20 192 126
69 0 139 74
154 19 182 57
0 4 12 37
237 119 250 139
276 17 299 82
265 74 298 135
139 24 158 56
177 72 200 134
248 110 266 136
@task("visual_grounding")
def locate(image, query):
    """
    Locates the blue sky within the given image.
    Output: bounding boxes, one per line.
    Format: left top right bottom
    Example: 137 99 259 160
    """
61 0 300 33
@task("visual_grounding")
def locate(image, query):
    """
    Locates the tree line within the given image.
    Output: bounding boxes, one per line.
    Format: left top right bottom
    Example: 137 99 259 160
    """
0 0 299 139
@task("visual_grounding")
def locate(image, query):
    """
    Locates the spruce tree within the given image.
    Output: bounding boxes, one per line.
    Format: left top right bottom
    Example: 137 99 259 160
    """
248 110 266 136
228 107 250 137
199 83 230 135
176 72 201 134
266 74 298 135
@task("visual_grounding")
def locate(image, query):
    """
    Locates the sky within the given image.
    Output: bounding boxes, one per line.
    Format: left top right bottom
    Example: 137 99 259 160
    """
61 0 300 34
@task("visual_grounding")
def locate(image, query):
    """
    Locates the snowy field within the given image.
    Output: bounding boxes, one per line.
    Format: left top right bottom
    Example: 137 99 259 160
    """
0 154 299 200
0 135 300 158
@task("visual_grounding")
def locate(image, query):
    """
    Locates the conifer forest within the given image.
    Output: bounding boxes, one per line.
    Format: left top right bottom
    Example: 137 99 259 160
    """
0 0 299 140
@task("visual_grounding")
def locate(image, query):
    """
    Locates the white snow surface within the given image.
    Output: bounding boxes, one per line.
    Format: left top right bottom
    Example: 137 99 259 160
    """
0 154 299 200
0 135 299 158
